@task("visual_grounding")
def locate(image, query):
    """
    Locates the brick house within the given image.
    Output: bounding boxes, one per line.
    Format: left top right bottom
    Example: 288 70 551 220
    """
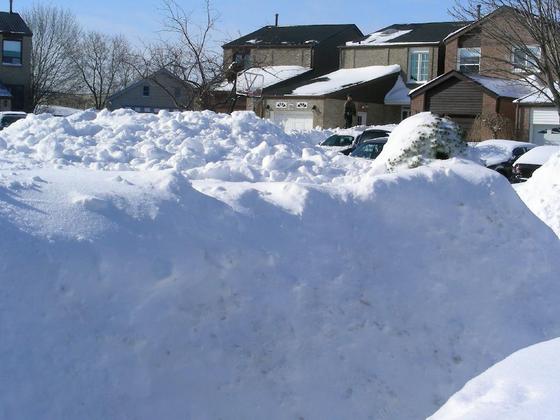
233 21 465 130
0 10 32 111
409 7 556 143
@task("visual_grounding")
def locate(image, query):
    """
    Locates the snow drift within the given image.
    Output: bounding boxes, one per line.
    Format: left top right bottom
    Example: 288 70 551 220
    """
515 150 560 238
428 338 560 420
1 110 560 419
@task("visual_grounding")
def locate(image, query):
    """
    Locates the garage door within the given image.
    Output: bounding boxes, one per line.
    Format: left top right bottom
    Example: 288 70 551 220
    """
531 108 560 145
270 111 314 132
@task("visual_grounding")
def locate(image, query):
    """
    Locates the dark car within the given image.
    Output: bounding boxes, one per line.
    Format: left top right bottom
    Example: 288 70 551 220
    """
320 134 354 147
349 137 388 160
0 112 26 130
340 128 391 155
512 145 560 182
475 140 536 181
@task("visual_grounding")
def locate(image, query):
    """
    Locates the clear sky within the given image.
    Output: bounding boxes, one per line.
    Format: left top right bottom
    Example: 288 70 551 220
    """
9 0 458 45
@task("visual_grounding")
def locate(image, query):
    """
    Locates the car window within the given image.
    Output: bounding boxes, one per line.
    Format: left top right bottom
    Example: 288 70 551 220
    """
512 147 525 158
359 130 389 142
321 135 354 147
350 142 385 159
1 115 25 127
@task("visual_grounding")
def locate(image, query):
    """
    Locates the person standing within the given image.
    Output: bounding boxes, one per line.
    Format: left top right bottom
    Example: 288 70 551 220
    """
344 95 356 128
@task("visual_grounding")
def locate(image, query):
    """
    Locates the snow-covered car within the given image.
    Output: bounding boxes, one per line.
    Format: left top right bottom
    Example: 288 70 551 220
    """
512 145 560 182
349 137 388 160
320 134 354 148
0 111 26 130
475 139 536 181
341 128 391 155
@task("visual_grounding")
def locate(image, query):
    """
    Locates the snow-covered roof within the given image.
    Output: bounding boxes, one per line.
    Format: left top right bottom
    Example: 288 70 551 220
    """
469 75 534 98
410 72 535 99
289 64 401 96
346 21 469 47
475 139 535 166
515 87 554 104
217 66 311 92
515 145 560 165
384 76 410 105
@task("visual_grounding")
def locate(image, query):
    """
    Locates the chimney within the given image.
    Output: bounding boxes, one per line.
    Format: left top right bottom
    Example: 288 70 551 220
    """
476 4 482 19
275 13 279 27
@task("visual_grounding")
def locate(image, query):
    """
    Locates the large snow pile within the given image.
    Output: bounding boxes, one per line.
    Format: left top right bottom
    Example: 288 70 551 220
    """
515 150 560 238
0 109 371 183
428 338 560 420
374 112 468 171
2 110 560 419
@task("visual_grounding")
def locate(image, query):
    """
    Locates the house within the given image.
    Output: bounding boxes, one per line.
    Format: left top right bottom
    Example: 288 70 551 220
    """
247 21 466 130
0 9 33 111
409 7 555 143
107 69 194 113
218 23 363 124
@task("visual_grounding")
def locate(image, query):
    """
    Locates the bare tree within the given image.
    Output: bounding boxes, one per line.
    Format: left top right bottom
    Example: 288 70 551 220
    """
70 32 133 109
454 1 560 115
135 0 235 111
23 4 81 108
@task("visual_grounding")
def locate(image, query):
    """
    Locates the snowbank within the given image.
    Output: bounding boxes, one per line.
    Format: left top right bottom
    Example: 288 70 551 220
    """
0 109 371 183
515 150 560 238
2 110 560 419
428 338 560 420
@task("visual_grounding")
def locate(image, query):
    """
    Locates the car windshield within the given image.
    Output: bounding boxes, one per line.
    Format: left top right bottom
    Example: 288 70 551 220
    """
321 135 354 147
357 130 389 143
350 142 386 159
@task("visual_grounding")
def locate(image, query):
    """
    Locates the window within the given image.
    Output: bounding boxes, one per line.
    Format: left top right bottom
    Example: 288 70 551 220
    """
409 49 430 82
401 106 411 121
233 52 251 69
512 46 541 72
457 48 481 73
143 85 150 97
3 40 22 65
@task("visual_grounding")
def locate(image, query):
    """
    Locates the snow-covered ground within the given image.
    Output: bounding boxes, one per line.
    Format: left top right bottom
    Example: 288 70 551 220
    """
428 338 560 420
1 110 560 419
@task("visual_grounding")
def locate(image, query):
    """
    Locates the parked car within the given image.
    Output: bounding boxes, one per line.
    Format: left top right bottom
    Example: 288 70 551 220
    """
0 112 27 130
349 137 388 160
512 145 560 182
475 139 536 181
320 134 354 147
341 128 391 155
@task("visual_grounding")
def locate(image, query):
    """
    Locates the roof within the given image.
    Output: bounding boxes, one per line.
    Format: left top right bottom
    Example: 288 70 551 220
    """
288 64 401 96
346 21 470 47
223 24 362 48
515 87 555 105
0 12 32 36
409 71 534 99
216 66 312 92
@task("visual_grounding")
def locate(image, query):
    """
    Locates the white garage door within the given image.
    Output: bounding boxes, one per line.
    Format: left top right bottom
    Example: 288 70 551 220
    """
270 111 314 132
531 108 560 145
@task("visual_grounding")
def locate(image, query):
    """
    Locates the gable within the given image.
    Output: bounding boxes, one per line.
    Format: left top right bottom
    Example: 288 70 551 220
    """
426 77 483 115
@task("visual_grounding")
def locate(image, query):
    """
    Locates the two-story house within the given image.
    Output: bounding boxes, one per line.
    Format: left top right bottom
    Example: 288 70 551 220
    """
0 10 32 111
409 7 552 143
219 23 363 130
258 21 466 130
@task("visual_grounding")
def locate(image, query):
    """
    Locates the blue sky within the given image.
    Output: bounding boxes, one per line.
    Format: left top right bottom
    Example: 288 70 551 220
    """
11 0 457 45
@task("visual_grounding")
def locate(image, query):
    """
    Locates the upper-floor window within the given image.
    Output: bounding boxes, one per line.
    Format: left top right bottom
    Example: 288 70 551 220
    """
233 52 251 69
409 49 430 82
143 85 150 97
512 46 541 72
3 40 22 66
457 47 481 73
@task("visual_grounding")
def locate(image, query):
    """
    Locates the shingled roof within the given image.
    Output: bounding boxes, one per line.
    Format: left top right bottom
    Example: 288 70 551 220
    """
223 24 362 48
346 21 470 46
0 12 32 36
